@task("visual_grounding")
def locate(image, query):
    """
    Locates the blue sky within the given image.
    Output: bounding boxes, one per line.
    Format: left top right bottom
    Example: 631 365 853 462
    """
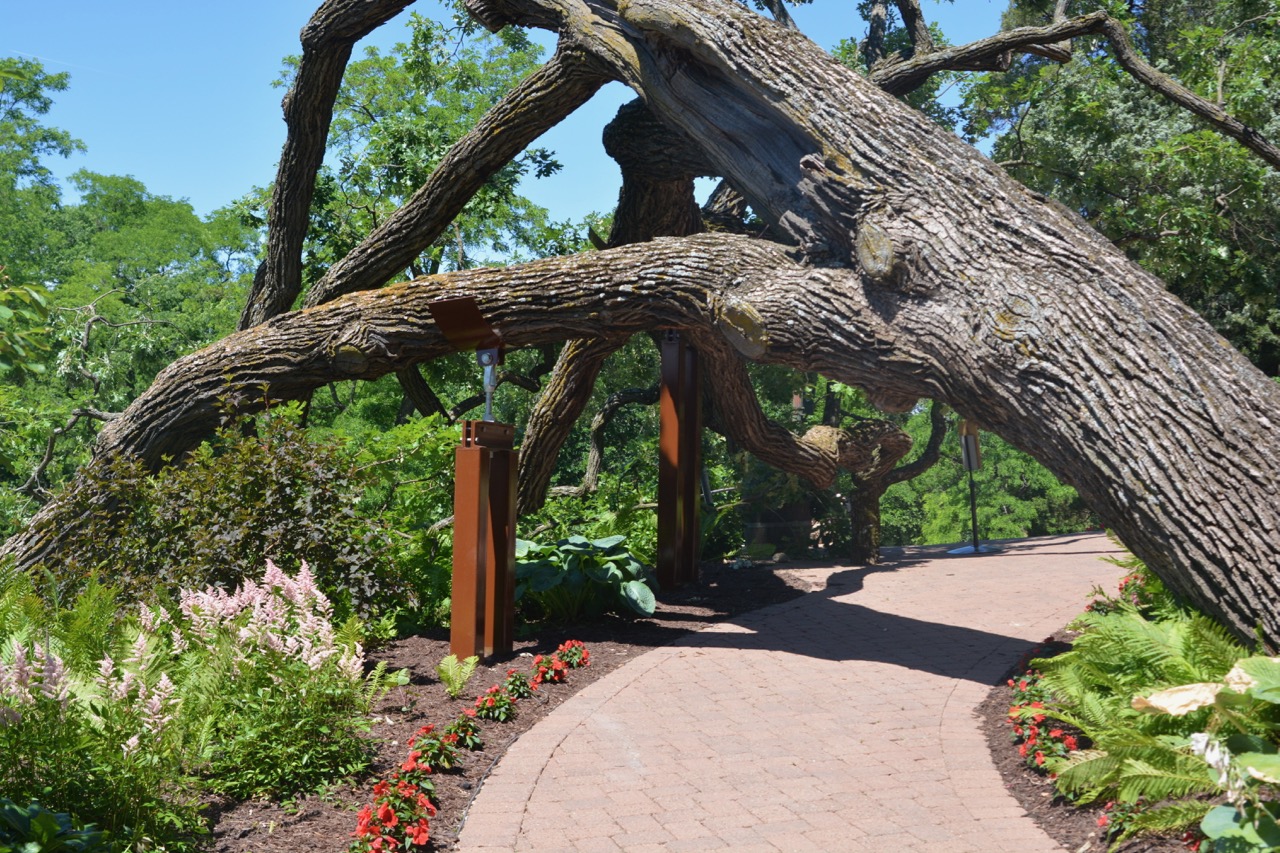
5 1 1005 223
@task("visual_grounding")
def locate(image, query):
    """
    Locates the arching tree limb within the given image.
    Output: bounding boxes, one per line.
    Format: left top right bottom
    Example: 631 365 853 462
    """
870 11 1280 170
515 338 629 514
582 385 660 493
239 0 414 330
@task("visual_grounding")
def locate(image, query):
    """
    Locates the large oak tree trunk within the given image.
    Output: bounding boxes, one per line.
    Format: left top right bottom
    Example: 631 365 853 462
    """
5 0 1280 647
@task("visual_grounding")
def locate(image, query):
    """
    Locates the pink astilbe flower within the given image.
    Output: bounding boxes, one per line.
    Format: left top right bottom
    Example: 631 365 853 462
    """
0 638 33 706
177 561 364 677
2 641 70 710
33 646 70 706
142 673 177 733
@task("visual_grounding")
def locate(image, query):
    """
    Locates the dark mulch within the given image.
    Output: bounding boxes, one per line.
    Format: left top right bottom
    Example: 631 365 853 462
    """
206 560 1192 853
978 634 1197 853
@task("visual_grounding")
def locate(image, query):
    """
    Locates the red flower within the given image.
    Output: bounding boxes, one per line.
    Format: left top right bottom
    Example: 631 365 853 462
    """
378 801 399 828
401 750 423 773
354 805 375 837
1034 751 1045 766
407 818 430 846
1049 729 1064 739
372 780 390 798
1097 814 1109 827
1019 680 1028 691
1064 735 1079 751
1018 744 1028 757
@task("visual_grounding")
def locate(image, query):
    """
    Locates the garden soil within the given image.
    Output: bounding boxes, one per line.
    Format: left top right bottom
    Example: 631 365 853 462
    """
206 560 1191 853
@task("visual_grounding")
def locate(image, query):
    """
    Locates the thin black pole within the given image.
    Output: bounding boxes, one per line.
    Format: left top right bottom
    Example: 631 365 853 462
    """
968 466 980 554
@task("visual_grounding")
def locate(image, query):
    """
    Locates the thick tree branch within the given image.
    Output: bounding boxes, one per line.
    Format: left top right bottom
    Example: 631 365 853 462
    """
395 366 449 418
884 400 947 487
893 0 934 57
239 0 413 330
583 385 660 492
19 407 119 502
699 334 842 488
516 337 628 514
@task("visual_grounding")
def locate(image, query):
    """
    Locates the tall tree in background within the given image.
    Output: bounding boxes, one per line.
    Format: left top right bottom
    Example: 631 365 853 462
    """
0 58 83 287
0 61 259 534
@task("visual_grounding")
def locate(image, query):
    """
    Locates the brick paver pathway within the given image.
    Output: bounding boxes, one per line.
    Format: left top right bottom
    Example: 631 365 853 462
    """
457 533 1126 852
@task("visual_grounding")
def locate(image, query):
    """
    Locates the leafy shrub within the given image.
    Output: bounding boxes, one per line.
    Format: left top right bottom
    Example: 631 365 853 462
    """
345 414 459 630
515 534 655 622
0 632 204 850
41 400 399 617
1134 655 1280 851
0 561 399 845
1015 562 1268 846
521 472 660 567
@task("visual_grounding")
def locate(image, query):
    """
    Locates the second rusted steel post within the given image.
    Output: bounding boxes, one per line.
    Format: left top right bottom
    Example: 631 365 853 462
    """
658 331 701 588
450 420 517 660
483 425 517 657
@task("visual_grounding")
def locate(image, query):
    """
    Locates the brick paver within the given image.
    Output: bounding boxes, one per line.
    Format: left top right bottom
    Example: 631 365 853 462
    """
457 533 1125 852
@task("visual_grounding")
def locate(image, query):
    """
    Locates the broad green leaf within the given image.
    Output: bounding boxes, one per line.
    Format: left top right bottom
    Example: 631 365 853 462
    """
1236 752 1280 784
620 579 656 616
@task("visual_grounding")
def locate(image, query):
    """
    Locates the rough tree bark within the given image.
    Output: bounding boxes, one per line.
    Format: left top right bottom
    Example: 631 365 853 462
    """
7 0 1280 647
515 97 710 515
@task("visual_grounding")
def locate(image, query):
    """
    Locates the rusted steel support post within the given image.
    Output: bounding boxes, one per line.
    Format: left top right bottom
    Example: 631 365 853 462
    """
451 420 518 659
658 331 701 588
484 431 518 657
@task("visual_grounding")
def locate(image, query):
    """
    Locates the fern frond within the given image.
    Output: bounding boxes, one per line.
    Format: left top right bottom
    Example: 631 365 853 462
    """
1182 613 1249 679
361 660 392 710
1113 798 1214 846
1055 749 1124 802
55 575 122 673
1114 755 1219 803
437 653 478 699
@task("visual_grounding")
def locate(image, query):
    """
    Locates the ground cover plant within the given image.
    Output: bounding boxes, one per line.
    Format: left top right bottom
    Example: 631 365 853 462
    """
347 643 591 851
514 534 656 622
999 554 1280 850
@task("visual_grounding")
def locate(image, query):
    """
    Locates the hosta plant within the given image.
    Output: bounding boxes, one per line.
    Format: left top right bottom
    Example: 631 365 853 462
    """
515 535 656 622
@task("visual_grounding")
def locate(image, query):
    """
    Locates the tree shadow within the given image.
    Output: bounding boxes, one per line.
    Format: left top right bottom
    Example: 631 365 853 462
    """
660 562 1064 685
